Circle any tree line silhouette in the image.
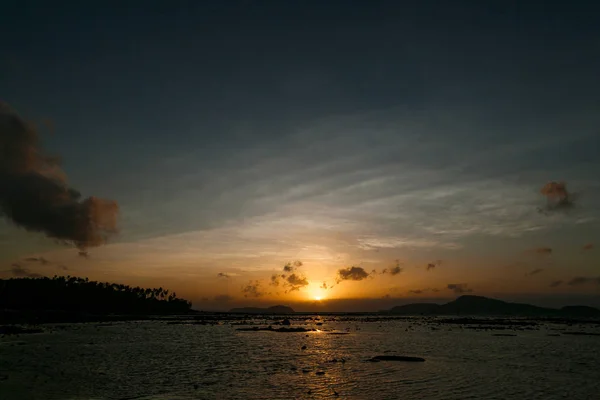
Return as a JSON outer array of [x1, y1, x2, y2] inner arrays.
[[0, 276, 192, 314]]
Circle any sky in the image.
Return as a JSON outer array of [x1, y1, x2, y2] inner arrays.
[[1, 1, 600, 311]]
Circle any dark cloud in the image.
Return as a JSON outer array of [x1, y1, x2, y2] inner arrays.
[[242, 280, 265, 298], [336, 266, 371, 283], [549, 280, 563, 288], [582, 243, 594, 251], [10, 263, 42, 278], [320, 281, 328, 289], [270, 274, 280, 286], [59, 265, 69, 271], [567, 276, 600, 286], [446, 283, 472, 294], [285, 273, 309, 291], [381, 260, 403, 276], [217, 272, 230, 278], [408, 287, 440, 294], [283, 260, 303, 273], [23, 256, 50, 265], [0, 102, 119, 250], [538, 181, 576, 214], [271, 260, 309, 292], [525, 268, 544, 276], [532, 247, 552, 255], [78, 250, 90, 259], [214, 294, 234, 303], [426, 260, 442, 271]]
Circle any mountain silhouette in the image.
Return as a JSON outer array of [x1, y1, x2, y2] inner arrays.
[[228, 305, 295, 314], [385, 295, 600, 317]]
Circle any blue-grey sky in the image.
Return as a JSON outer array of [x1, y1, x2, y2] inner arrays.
[[1, 1, 599, 310]]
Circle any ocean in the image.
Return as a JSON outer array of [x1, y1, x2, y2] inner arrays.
[[1, 316, 599, 399]]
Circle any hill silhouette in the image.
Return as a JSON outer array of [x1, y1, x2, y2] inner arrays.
[[229, 305, 295, 314], [0, 276, 192, 323], [385, 295, 600, 317]]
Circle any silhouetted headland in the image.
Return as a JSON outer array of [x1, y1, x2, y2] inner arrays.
[[384, 295, 600, 318], [0, 276, 193, 324], [228, 305, 295, 314]]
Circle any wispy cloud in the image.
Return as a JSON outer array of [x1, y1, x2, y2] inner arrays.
[[567, 276, 600, 286], [214, 294, 234, 303], [217, 272, 230, 278], [426, 260, 442, 271], [582, 243, 594, 251], [381, 260, 403, 276], [447, 283, 472, 294], [525, 268, 544, 276], [242, 280, 265, 298], [23, 256, 50, 265], [530, 247, 552, 255], [549, 280, 563, 288], [10, 263, 42, 278]]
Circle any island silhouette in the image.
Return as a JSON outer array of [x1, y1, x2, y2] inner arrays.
[[383, 295, 600, 318]]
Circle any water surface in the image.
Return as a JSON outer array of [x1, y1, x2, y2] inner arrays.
[[1, 317, 599, 399]]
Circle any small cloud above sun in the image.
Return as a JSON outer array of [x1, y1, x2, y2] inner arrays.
[[307, 282, 327, 302]]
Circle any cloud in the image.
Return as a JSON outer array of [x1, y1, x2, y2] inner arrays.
[[525, 268, 544, 276], [270, 260, 309, 292], [567, 276, 600, 286], [217, 272, 230, 278], [270, 274, 280, 286], [532, 247, 552, 255], [0, 102, 119, 250], [10, 263, 42, 278], [285, 273, 309, 291], [23, 256, 50, 265], [336, 266, 371, 282], [381, 260, 403, 276], [549, 280, 563, 288], [242, 280, 265, 298], [446, 283, 472, 294], [538, 181, 576, 214], [213, 294, 234, 303], [320, 281, 329, 289], [408, 287, 440, 294], [283, 260, 303, 273], [78, 250, 90, 259], [582, 243, 594, 251], [426, 260, 442, 271]]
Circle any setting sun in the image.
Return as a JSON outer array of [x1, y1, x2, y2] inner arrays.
[[307, 282, 327, 302]]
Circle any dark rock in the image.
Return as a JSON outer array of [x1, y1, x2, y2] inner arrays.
[[367, 355, 425, 362], [562, 331, 600, 336], [281, 319, 291, 326], [301, 345, 307, 350], [236, 326, 314, 333], [316, 371, 325, 375]]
